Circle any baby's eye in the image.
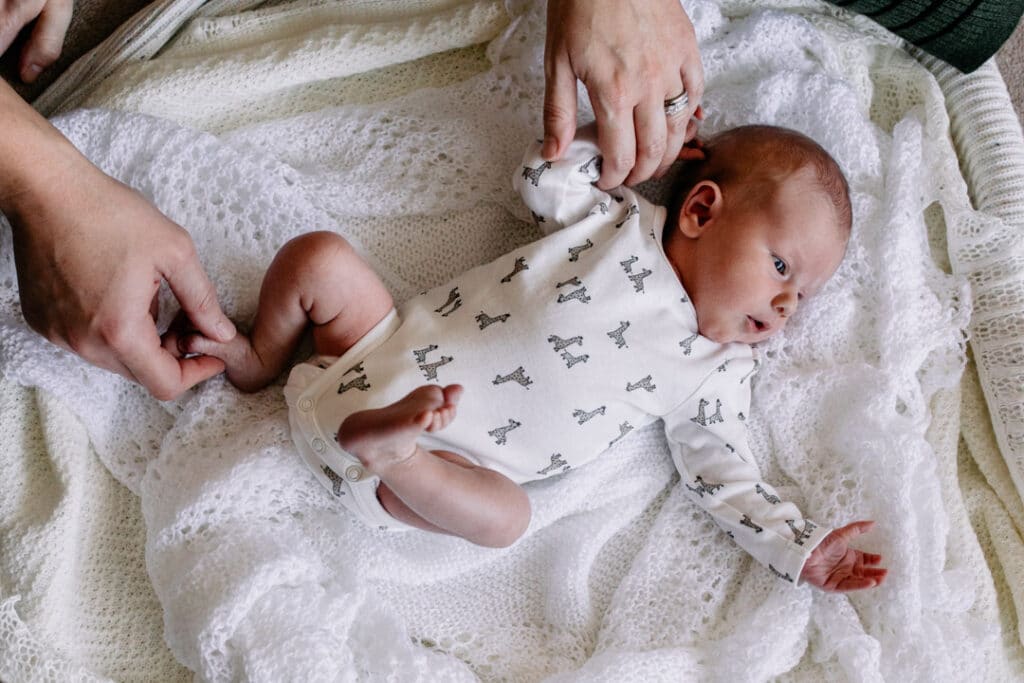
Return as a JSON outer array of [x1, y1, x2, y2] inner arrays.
[[773, 256, 787, 275]]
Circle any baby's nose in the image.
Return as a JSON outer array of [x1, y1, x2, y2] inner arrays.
[[772, 289, 798, 318]]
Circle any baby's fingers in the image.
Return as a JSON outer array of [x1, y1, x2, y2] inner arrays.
[[861, 567, 888, 582], [835, 520, 875, 542], [862, 552, 883, 565], [834, 575, 882, 591]]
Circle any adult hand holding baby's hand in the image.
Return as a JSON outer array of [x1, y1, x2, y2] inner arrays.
[[800, 521, 888, 592], [0, 0, 73, 83], [543, 0, 704, 189]]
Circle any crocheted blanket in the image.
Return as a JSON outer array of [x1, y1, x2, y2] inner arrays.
[[1, 0, 1022, 680]]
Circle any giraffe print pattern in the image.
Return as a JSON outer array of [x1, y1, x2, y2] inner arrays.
[[537, 453, 571, 475], [476, 311, 510, 329], [493, 366, 533, 389], [573, 406, 606, 424], [606, 321, 630, 348], [690, 398, 724, 426], [322, 466, 346, 497], [686, 475, 724, 498], [488, 419, 522, 445], [500, 256, 529, 283], [786, 519, 817, 545], [521, 161, 552, 186]]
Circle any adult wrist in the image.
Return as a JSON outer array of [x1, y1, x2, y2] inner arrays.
[[0, 79, 82, 222]]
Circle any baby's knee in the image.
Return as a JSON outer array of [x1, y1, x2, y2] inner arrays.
[[274, 231, 355, 277], [482, 489, 531, 548]]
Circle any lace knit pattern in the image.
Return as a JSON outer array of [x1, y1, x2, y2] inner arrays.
[[1, 0, 1022, 680]]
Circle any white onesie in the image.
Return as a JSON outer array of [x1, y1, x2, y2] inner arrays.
[[284, 135, 831, 585]]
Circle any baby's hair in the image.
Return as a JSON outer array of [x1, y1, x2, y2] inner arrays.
[[670, 124, 852, 236]]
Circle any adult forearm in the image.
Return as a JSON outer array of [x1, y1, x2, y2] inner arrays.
[[0, 77, 81, 219]]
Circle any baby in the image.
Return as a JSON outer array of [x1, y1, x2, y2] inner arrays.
[[171, 124, 886, 592]]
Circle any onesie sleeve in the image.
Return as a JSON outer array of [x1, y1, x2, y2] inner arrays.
[[512, 131, 612, 236], [662, 355, 832, 586]]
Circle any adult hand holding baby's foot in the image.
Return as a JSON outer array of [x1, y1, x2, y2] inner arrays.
[[800, 521, 887, 592]]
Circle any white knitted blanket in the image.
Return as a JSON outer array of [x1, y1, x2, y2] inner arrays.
[[1, 0, 1022, 680]]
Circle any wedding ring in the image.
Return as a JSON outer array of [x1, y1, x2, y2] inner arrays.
[[664, 91, 689, 118]]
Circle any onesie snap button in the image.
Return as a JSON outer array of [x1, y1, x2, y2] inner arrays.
[[299, 398, 313, 411], [345, 465, 363, 482], [312, 438, 326, 452]]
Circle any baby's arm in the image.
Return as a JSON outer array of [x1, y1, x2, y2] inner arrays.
[[663, 354, 885, 590], [800, 521, 887, 591], [512, 126, 613, 234]]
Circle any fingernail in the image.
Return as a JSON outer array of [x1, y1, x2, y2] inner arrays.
[[217, 319, 236, 341], [22, 64, 42, 82], [541, 136, 557, 159]]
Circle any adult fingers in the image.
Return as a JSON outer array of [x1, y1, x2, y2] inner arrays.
[[542, 49, 578, 161], [624, 92, 667, 186], [679, 65, 704, 143], [160, 232, 236, 343], [1, 0, 40, 56], [118, 316, 224, 400], [591, 87, 636, 190], [19, 0, 72, 83]]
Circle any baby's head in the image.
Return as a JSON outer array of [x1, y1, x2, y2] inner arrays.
[[666, 124, 852, 344]]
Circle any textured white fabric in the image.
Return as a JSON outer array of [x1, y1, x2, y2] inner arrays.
[[285, 310, 418, 532], [0, 0, 1022, 680]]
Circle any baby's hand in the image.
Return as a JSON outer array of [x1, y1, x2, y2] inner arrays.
[[800, 521, 887, 592]]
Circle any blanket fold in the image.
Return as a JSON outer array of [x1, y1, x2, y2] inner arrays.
[[2, 0, 1022, 680]]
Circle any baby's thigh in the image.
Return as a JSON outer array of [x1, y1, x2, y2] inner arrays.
[[271, 231, 394, 355]]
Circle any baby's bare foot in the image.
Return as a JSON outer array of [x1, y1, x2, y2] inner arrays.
[[163, 329, 275, 393], [338, 384, 463, 475]]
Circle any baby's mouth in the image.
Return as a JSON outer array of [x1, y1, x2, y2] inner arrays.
[[747, 315, 768, 333]]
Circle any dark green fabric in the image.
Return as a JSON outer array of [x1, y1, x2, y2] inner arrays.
[[828, 0, 1024, 72]]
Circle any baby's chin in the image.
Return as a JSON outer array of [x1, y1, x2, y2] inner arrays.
[[697, 319, 777, 345]]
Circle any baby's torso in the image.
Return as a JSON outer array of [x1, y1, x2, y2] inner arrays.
[[301, 192, 751, 483]]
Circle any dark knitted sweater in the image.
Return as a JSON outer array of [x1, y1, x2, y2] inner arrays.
[[829, 0, 1024, 72]]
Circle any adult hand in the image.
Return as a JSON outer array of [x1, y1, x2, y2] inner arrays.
[[543, 0, 704, 189], [0, 0, 74, 83], [800, 521, 888, 592], [1, 80, 235, 400]]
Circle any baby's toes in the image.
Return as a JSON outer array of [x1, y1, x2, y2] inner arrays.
[[161, 329, 185, 358], [181, 332, 224, 358]]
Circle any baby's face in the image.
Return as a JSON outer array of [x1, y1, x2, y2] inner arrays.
[[685, 174, 847, 345]]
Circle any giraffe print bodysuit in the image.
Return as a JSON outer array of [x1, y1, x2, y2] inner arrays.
[[284, 136, 831, 583]]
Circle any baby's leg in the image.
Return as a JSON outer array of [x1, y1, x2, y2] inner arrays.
[[175, 231, 394, 391], [338, 384, 531, 548]]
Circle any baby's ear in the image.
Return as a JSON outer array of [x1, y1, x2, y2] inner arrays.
[[677, 180, 722, 238]]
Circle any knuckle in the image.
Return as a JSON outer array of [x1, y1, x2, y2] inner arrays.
[[542, 99, 573, 125], [604, 152, 635, 173], [32, 43, 62, 64], [166, 230, 196, 263], [640, 139, 666, 161], [597, 79, 631, 110], [98, 316, 132, 352]]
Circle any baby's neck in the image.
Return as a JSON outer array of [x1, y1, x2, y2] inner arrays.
[[661, 222, 695, 292]]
